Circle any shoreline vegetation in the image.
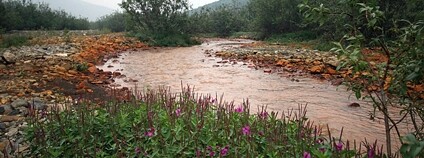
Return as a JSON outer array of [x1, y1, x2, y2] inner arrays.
[[25, 86, 381, 157]]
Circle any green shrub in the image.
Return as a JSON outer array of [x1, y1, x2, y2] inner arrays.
[[0, 35, 29, 48], [24, 87, 367, 157], [133, 33, 200, 47], [265, 31, 319, 43], [74, 62, 89, 72]]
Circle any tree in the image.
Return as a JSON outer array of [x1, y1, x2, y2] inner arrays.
[[300, 1, 424, 156], [93, 12, 128, 32], [248, 0, 303, 38], [120, 0, 190, 37]]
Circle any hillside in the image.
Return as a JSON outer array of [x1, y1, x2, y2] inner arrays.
[[32, 0, 114, 21], [192, 0, 249, 12]]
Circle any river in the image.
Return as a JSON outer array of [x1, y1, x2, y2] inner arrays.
[[98, 39, 413, 151]]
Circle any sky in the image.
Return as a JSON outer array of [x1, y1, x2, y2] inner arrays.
[[81, 0, 219, 10]]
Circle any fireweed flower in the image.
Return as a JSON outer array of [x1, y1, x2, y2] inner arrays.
[[258, 111, 268, 119], [303, 151, 311, 158], [175, 108, 181, 117], [144, 127, 155, 137], [258, 131, 264, 136], [335, 142, 343, 151], [209, 151, 215, 157], [135, 147, 141, 155], [367, 147, 375, 158], [220, 146, 229, 156], [234, 106, 243, 113], [242, 125, 251, 135], [319, 147, 326, 153], [210, 98, 217, 103], [196, 150, 202, 157]]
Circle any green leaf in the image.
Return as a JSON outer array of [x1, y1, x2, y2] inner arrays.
[[355, 90, 361, 99]]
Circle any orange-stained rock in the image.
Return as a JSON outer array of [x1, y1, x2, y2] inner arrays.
[[88, 66, 97, 73], [86, 89, 94, 93], [68, 70, 79, 75], [1, 116, 24, 122], [55, 66, 67, 72], [412, 84, 424, 92], [276, 59, 289, 67], [309, 65, 324, 73], [326, 67, 337, 75], [76, 81, 88, 90], [42, 90, 53, 96]]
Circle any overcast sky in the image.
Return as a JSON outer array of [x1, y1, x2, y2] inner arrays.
[[81, 0, 219, 10]]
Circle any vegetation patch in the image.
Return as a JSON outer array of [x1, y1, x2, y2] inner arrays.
[[25, 88, 371, 157], [0, 35, 30, 48]]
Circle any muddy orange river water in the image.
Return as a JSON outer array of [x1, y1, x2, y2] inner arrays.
[[99, 39, 412, 151]]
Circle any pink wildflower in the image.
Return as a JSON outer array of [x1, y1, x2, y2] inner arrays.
[[220, 146, 229, 156], [303, 151, 311, 158], [335, 142, 343, 151], [234, 106, 243, 113], [145, 127, 155, 137], [259, 111, 268, 119], [175, 108, 181, 117], [242, 125, 251, 135]]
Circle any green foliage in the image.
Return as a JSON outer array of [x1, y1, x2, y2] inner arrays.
[[93, 12, 128, 32], [265, 31, 318, 43], [121, 0, 197, 46], [130, 32, 200, 47], [0, 35, 29, 48], [25, 88, 358, 157], [189, 3, 249, 37], [248, 0, 303, 38], [0, 0, 89, 31], [300, 1, 424, 156], [400, 134, 424, 158], [73, 62, 89, 72]]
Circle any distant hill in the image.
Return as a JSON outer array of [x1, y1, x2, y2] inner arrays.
[[192, 0, 249, 12], [32, 0, 114, 21]]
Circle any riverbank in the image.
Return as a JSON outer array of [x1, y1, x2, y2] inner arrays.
[[0, 32, 146, 157]]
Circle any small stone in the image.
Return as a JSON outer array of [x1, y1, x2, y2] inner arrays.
[[348, 103, 360, 107], [0, 116, 24, 122], [2, 51, 16, 63], [0, 123, 6, 131], [11, 99, 27, 108], [8, 108, 20, 115], [31, 98, 47, 110], [16, 144, 29, 153], [309, 65, 324, 73], [6, 128, 18, 137], [326, 67, 337, 75], [263, 69, 272, 73], [0, 140, 10, 154]]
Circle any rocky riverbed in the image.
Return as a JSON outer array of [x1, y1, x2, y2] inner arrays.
[[0, 33, 145, 157]]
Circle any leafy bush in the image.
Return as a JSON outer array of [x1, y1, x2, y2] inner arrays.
[[25, 87, 362, 157], [73, 62, 89, 72], [265, 31, 319, 43], [0, 35, 29, 48], [132, 33, 200, 47]]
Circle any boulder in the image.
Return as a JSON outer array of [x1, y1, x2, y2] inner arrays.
[[1, 51, 17, 64], [0, 105, 13, 115], [11, 99, 27, 108]]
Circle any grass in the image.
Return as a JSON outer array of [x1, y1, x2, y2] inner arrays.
[[129, 32, 200, 47], [24, 86, 385, 157], [0, 35, 30, 48], [264, 31, 335, 51]]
